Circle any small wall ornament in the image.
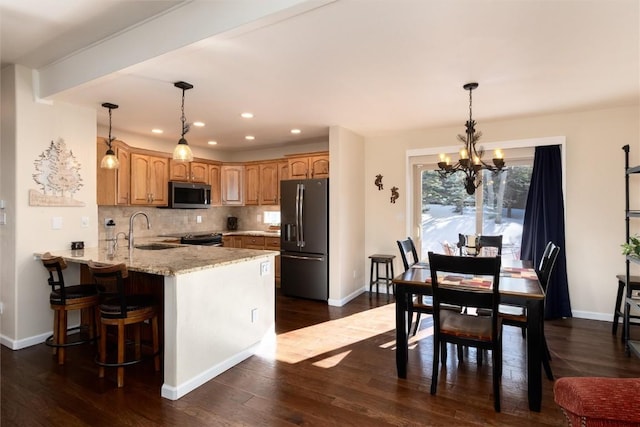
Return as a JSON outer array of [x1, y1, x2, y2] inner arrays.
[[390, 186, 399, 204], [29, 138, 85, 207], [374, 174, 384, 190]]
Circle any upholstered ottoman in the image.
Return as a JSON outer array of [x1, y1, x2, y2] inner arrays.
[[554, 377, 640, 426]]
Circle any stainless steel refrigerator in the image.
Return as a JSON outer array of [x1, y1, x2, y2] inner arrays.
[[280, 178, 329, 300]]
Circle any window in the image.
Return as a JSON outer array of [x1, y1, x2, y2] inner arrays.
[[413, 146, 534, 260]]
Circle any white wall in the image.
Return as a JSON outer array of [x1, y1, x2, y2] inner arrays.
[[364, 104, 640, 320], [328, 126, 365, 305], [1, 64, 97, 348]]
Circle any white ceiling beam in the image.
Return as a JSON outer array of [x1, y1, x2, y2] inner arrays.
[[36, 0, 335, 98]]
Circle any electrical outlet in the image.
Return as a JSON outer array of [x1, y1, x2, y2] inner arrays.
[[251, 308, 258, 323], [196, 215, 202, 223]]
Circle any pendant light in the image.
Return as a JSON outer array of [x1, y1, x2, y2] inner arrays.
[[173, 81, 194, 162], [100, 102, 119, 169]]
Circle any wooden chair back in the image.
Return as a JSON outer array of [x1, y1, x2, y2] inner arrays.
[[87, 261, 129, 318], [478, 235, 503, 256], [538, 242, 560, 291], [428, 252, 501, 315], [397, 237, 418, 271], [41, 252, 69, 303]]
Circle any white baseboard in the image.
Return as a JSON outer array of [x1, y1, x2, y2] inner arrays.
[[328, 287, 365, 307], [571, 310, 614, 322], [161, 343, 260, 400]]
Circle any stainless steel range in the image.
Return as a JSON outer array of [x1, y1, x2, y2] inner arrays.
[[180, 233, 223, 246]]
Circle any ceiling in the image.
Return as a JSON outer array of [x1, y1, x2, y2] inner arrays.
[[1, 0, 638, 152]]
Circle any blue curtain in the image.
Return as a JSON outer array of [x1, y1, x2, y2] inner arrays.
[[521, 145, 572, 319]]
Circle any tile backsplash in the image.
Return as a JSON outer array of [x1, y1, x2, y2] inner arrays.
[[98, 205, 281, 239]]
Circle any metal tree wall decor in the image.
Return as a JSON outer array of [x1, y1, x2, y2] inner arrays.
[[30, 139, 85, 206]]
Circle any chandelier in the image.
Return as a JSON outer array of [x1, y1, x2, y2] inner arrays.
[[437, 82, 505, 195]]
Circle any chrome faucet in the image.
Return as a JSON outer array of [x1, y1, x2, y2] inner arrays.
[[128, 211, 151, 249]]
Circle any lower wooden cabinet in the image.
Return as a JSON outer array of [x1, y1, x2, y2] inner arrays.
[[223, 234, 281, 283]]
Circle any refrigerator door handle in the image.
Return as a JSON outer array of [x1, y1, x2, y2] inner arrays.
[[295, 184, 301, 247], [298, 183, 305, 248], [281, 254, 324, 261]]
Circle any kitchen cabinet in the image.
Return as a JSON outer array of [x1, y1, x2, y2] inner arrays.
[[278, 160, 289, 181], [244, 162, 280, 206], [169, 160, 208, 183], [130, 152, 169, 206], [222, 235, 243, 248], [243, 235, 265, 249], [265, 237, 281, 283], [223, 234, 281, 283], [245, 164, 260, 206], [259, 162, 279, 205], [286, 152, 329, 179], [208, 163, 221, 206], [96, 138, 130, 206], [221, 165, 245, 205]]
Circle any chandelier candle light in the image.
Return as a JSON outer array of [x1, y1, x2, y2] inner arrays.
[[100, 102, 119, 169], [173, 81, 194, 162], [437, 82, 505, 195]]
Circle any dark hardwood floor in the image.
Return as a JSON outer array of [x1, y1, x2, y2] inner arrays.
[[3, 291, 640, 426]]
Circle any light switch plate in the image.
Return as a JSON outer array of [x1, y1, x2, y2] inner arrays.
[[260, 261, 270, 275], [81, 216, 89, 227], [51, 216, 63, 230]]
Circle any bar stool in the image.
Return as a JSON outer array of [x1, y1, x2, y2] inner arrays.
[[612, 274, 640, 340], [40, 252, 100, 365], [88, 261, 160, 388], [369, 254, 395, 299]]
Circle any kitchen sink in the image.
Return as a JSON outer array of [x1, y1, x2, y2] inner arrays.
[[134, 243, 182, 250]]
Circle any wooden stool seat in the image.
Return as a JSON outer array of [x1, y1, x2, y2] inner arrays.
[[41, 253, 100, 365], [88, 261, 160, 388], [612, 274, 640, 339], [369, 254, 396, 300]]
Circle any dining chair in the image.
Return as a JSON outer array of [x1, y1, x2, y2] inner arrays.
[[498, 241, 560, 380], [397, 237, 426, 335], [88, 261, 160, 388], [40, 252, 101, 365], [478, 235, 503, 257], [428, 251, 503, 412]]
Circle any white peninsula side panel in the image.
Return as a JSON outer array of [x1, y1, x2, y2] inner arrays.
[[161, 255, 275, 400]]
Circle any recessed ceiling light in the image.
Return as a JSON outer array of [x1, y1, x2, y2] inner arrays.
[[290, 129, 301, 134], [241, 112, 254, 119], [207, 140, 217, 145], [152, 129, 163, 134], [193, 121, 205, 127], [245, 135, 255, 140]]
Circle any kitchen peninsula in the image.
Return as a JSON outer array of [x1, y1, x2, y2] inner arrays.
[[38, 243, 276, 400]]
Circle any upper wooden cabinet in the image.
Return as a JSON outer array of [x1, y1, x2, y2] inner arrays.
[[96, 138, 130, 206], [208, 163, 222, 206], [278, 160, 289, 182], [259, 162, 279, 205], [244, 162, 280, 206], [245, 164, 260, 206], [286, 152, 329, 180], [221, 164, 245, 205], [169, 160, 208, 183], [130, 153, 169, 206]]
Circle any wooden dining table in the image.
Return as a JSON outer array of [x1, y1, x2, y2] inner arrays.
[[392, 259, 545, 412]]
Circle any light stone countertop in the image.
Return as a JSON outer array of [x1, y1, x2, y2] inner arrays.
[[37, 241, 277, 276]]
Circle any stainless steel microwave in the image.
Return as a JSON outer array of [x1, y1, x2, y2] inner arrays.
[[168, 181, 211, 209]]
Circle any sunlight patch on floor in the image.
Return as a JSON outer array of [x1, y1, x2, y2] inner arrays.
[[270, 303, 398, 364]]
